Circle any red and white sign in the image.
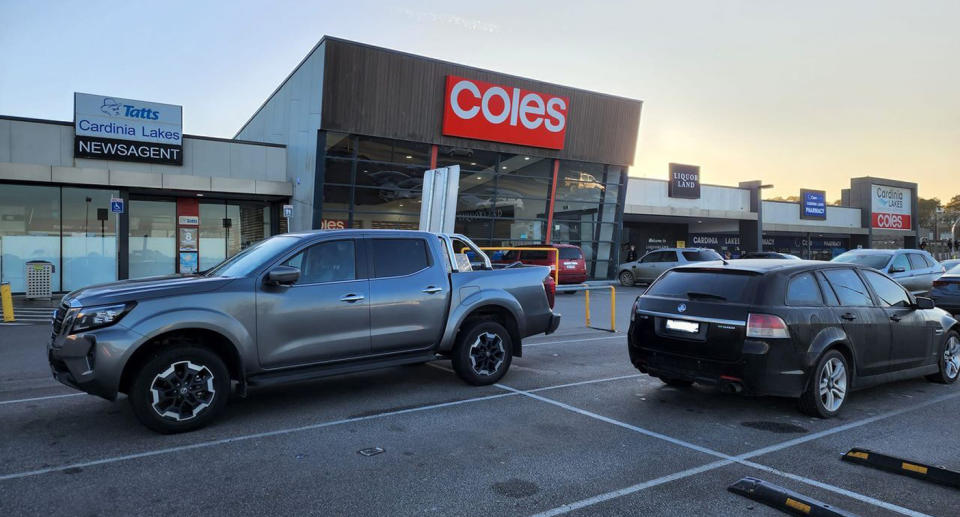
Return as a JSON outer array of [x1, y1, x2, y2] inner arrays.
[[320, 218, 346, 230], [870, 184, 912, 230], [441, 75, 569, 150]]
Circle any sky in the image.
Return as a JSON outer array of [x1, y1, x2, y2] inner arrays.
[[1, 0, 958, 201]]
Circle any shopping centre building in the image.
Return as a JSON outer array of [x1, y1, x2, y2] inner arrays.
[[0, 36, 922, 294], [235, 37, 641, 281], [622, 172, 919, 259], [0, 37, 641, 293]]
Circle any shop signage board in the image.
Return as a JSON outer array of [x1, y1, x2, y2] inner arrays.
[[800, 189, 827, 220], [320, 218, 346, 230], [178, 228, 198, 252], [870, 184, 912, 230], [74, 92, 183, 165], [442, 76, 568, 150], [668, 163, 700, 199]]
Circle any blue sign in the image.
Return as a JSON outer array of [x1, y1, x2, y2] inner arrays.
[[110, 197, 124, 214], [800, 189, 827, 220]]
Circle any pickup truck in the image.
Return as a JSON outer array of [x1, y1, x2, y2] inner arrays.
[[48, 230, 560, 433]]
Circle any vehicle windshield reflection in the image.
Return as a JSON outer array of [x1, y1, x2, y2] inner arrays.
[[204, 236, 298, 278]]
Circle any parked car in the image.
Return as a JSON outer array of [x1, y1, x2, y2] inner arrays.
[[495, 244, 587, 285], [48, 230, 561, 433], [740, 251, 801, 260], [628, 259, 959, 417], [939, 258, 960, 273], [931, 264, 960, 315], [617, 248, 722, 286], [831, 249, 944, 294]]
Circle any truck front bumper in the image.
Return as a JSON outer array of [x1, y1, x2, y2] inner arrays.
[[48, 326, 138, 401]]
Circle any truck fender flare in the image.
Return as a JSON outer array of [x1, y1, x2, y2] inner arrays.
[[120, 309, 251, 388], [438, 289, 525, 354]]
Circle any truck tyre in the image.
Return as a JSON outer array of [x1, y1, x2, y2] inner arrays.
[[128, 346, 230, 434], [619, 270, 635, 287], [926, 331, 959, 384], [452, 320, 513, 386], [799, 349, 848, 418]]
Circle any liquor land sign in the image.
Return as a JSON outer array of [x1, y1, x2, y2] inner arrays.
[[800, 189, 827, 220], [870, 184, 912, 230], [668, 163, 700, 199], [74, 93, 183, 165], [442, 76, 568, 149]]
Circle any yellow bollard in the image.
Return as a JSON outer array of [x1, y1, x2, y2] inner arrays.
[[584, 286, 591, 327], [610, 285, 616, 331], [1, 282, 14, 323]]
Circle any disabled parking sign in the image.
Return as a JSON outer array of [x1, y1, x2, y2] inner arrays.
[[110, 197, 124, 214]]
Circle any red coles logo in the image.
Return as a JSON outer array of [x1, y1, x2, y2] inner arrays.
[[442, 76, 568, 150]]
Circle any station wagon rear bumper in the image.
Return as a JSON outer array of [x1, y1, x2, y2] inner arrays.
[[627, 321, 807, 398]]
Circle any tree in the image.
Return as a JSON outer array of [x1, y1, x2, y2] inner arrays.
[[917, 197, 941, 231], [945, 194, 960, 214], [768, 195, 800, 202]]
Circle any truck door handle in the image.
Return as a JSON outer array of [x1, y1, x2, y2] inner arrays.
[[890, 314, 902, 322], [339, 294, 365, 303], [422, 286, 443, 294], [840, 313, 857, 321]]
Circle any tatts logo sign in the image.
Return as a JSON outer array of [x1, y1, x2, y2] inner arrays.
[[442, 76, 568, 149], [870, 184, 912, 230]]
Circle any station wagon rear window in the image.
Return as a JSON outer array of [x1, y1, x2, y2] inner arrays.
[[559, 248, 582, 260], [645, 270, 755, 303]]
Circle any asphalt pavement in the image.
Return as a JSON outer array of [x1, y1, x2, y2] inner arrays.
[[0, 287, 957, 516]]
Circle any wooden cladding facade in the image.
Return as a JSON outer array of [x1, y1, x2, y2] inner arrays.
[[320, 38, 642, 166]]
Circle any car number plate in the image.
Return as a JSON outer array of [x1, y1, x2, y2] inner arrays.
[[565, 264, 577, 269], [666, 319, 699, 333]]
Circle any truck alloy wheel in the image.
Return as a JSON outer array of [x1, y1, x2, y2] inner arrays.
[[469, 332, 505, 376], [129, 346, 230, 433], [452, 320, 513, 385], [149, 360, 216, 421]]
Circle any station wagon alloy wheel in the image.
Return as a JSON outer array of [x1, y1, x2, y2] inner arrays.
[[469, 332, 505, 376], [818, 357, 847, 412], [945, 336, 960, 380], [149, 361, 216, 421]]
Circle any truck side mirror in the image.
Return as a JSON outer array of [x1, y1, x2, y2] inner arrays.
[[266, 265, 300, 286]]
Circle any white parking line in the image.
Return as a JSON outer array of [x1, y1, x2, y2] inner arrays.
[[530, 459, 735, 517], [0, 371, 645, 481], [505, 383, 955, 517], [0, 393, 84, 406]]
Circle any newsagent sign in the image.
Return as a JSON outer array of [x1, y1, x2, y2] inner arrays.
[[870, 184, 912, 230], [74, 92, 183, 165]]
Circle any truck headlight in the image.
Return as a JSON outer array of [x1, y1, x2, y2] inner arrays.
[[71, 303, 134, 333]]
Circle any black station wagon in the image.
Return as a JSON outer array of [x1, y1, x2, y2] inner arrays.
[[628, 260, 959, 417]]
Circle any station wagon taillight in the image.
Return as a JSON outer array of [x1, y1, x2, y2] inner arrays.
[[746, 313, 790, 339]]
